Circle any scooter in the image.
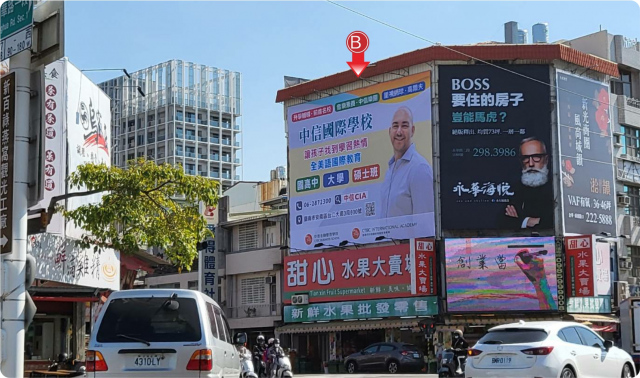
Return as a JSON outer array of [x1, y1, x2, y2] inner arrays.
[[438, 348, 466, 377], [240, 348, 258, 378], [270, 347, 293, 378], [39, 353, 86, 377]]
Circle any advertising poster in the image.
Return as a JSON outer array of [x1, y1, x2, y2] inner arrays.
[[64, 60, 112, 240], [284, 296, 437, 323], [284, 244, 421, 303], [445, 237, 561, 312], [565, 235, 612, 313], [439, 65, 553, 232], [594, 239, 611, 296], [565, 235, 594, 297], [557, 71, 616, 235], [201, 224, 217, 300], [287, 72, 434, 250], [410, 238, 437, 296]]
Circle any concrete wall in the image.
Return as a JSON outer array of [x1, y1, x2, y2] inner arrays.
[[225, 247, 282, 276], [144, 271, 199, 289], [567, 30, 612, 61]]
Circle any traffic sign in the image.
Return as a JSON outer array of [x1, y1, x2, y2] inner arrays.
[[1, 72, 15, 254], [0, 0, 34, 60]]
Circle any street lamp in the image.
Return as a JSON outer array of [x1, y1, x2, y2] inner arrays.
[[375, 235, 399, 245], [313, 242, 346, 250], [339, 240, 363, 249]]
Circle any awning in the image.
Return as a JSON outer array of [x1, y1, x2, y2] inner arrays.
[[568, 314, 620, 324], [121, 254, 154, 273], [276, 318, 420, 334], [446, 314, 563, 326]]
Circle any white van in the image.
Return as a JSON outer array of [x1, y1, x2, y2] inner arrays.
[[86, 289, 244, 378]]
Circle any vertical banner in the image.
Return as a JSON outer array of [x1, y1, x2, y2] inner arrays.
[[201, 224, 217, 301], [64, 61, 112, 239], [1, 72, 15, 254], [410, 238, 436, 295], [41, 60, 66, 235], [439, 65, 553, 232], [557, 71, 616, 235], [287, 72, 434, 250], [593, 237, 611, 296], [565, 235, 594, 297]]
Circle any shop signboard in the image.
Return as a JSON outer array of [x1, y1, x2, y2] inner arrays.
[[445, 237, 563, 312], [284, 296, 437, 323], [285, 244, 429, 303], [566, 296, 611, 313], [565, 235, 612, 313], [287, 72, 435, 250]]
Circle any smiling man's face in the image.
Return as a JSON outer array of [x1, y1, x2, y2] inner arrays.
[[389, 107, 414, 157]]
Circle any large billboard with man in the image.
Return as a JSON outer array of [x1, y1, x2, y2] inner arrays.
[[287, 72, 434, 250]]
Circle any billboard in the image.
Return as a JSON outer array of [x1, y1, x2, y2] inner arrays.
[[445, 237, 562, 312], [285, 244, 428, 303], [439, 65, 553, 232], [64, 60, 112, 239], [284, 296, 437, 323], [287, 72, 434, 250], [557, 71, 616, 235]]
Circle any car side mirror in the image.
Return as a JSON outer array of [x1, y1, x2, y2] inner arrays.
[[360, 350, 366, 355], [604, 340, 613, 351], [234, 332, 247, 346]]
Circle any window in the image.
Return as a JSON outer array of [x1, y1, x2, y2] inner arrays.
[[378, 345, 395, 352], [629, 246, 640, 275], [188, 280, 197, 290], [624, 185, 640, 216], [213, 306, 228, 342], [363, 345, 379, 354], [477, 329, 549, 344], [575, 326, 604, 349], [612, 70, 633, 98], [621, 126, 640, 157], [96, 297, 202, 343], [559, 327, 583, 345], [241, 277, 265, 305], [206, 304, 219, 339], [238, 223, 258, 250]]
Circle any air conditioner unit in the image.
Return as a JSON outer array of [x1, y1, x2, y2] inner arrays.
[[291, 294, 309, 305], [617, 281, 630, 304], [628, 277, 638, 285], [618, 194, 631, 207], [265, 276, 275, 285]]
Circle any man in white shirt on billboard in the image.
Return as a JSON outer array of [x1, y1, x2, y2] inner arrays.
[[380, 106, 434, 218]]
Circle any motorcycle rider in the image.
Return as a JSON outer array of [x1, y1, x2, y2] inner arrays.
[[452, 330, 469, 375], [265, 338, 275, 377], [268, 338, 284, 378], [253, 335, 267, 378]]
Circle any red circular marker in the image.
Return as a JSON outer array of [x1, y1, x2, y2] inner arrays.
[[305, 234, 313, 246], [352, 228, 361, 240], [346, 31, 369, 54]]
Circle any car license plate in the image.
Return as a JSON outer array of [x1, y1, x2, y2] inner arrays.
[[132, 354, 164, 369], [413, 353, 420, 358], [491, 357, 512, 365]]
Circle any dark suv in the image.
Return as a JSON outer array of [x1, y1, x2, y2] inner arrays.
[[344, 342, 424, 374]]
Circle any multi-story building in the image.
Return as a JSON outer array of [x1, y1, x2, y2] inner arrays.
[[565, 31, 640, 295], [99, 60, 242, 193], [517, 29, 528, 44], [504, 21, 518, 43], [533, 22, 549, 43]]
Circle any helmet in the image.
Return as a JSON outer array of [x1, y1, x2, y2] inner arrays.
[[453, 329, 463, 337], [268, 338, 274, 345], [274, 338, 280, 346], [257, 335, 265, 344], [58, 353, 68, 362]]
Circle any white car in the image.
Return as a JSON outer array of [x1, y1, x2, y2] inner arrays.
[[86, 289, 244, 377], [465, 320, 635, 378]]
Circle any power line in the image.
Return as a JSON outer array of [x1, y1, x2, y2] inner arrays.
[[325, 0, 640, 119]]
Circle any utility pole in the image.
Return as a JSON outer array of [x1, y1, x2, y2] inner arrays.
[[1, 49, 30, 378]]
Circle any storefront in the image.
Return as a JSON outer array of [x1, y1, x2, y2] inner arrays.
[[276, 318, 427, 374]]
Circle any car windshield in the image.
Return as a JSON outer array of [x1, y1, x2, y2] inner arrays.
[[478, 329, 548, 345], [96, 297, 202, 343]]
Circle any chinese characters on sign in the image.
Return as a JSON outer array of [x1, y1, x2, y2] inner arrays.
[[411, 238, 437, 295], [0, 73, 14, 254], [557, 71, 616, 235], [284, 296, 437, 323], [201, 224, 217, 300], [285, 245, 417, 303], [566, 296, 611, 314], [439, 65, 553, 231], [565, 236, 594, 298]]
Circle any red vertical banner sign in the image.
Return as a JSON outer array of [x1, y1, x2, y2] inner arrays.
[[411, 238, 437, 296], [565, 236, 594, 297]]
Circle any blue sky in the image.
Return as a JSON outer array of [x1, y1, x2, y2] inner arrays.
[[66, 1, 640, 181]]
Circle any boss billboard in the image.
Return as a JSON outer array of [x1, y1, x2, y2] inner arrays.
[[439, 65, 554, 233]]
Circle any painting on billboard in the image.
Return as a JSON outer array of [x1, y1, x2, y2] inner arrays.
[[445, 237, 562, 312], [287, 72, 434, 250], [439, 65, 553, 233], [557, 71, 616, 235]]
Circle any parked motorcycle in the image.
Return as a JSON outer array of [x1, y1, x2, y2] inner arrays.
[[239, 347, 258, 378], [437, 348, 466, 377], [46, 353, 86, 377]]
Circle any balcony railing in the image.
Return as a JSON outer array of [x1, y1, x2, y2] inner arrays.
[[158, 135, 166, 141], [234, 158, 240, 164], [222, 173, 231, 179], [198, 171, 207, 176], [234, 141, 240, 147], [210, 137, 220, 144], [199, 137, 208, 142], [210, 172, 220, 178], [210, 154, 219, 161], [234, 125, 240, 130], [176, 133, 184, 139], [199, 154, 208, 159], [198, 120, 208, 125], [148, 137, 155, 143], [222, 140, 231, 146], [186, 169, 196, 175], [222, 122, 231, 129], [210, 120, 219, 127], [234, 175, 240, 180], [628, 97, 640, 109], [176, 151, 184, 156], [222, 156, 231, 162], [224, 304, 282, 319], [186, 134, 196, 141], [186, 152, 196, 158]]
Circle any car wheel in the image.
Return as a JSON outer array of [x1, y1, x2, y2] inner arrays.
[[346, 361, 356, 374], [387, 361, 399, 374], [561, 366, 575, 378], [622, 363, 633, 378]]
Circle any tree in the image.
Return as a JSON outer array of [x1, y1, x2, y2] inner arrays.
[[55, 158, 219, 270]]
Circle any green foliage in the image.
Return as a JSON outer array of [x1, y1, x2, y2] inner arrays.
[[61, 158, 219, 270]]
